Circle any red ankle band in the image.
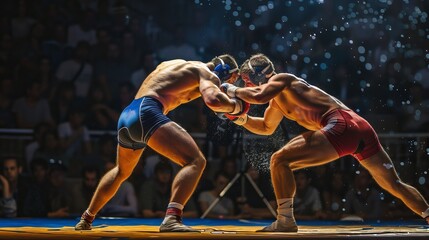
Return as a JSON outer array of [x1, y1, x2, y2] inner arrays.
[[166, 207, 182, 216], [82, 210, 95, 223]]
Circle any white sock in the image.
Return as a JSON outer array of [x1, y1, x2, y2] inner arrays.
[[422, 208, 429, 218], [277, 198, 294, 219], [168, 202, 184, 211]]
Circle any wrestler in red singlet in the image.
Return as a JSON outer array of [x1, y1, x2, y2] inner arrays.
[[220, 53, 429, 232]]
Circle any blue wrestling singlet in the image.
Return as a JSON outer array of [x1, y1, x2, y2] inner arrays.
[[117, 97, 171, 150]]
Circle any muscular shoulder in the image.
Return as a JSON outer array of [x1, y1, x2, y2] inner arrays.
[[287, 75, 312, 93], [269, 73, 298, 88]]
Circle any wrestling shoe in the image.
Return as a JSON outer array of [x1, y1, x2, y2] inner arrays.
[[75, 218, 92, 230], [257, 215, 298, 232], [159, 215, 201, 232], [75, 210, 94, 230]]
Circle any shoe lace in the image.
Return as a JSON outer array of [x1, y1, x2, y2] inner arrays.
[[175, 215, 183, 223]]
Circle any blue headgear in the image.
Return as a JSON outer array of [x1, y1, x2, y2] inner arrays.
[[247, 60, 274, 85], [214, 57, 238, 82]]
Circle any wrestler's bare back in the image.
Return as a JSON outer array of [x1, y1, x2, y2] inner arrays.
[[135, 59, 218, 114], [272, 76, 349, 130]]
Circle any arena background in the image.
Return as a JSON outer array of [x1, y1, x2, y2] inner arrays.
[[0, 0, 428, 236]]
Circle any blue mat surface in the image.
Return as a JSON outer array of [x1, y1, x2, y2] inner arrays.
[[0, 218, 427, 228]]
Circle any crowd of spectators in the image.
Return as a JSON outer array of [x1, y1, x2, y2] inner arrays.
[[0, 0, 428, 221]]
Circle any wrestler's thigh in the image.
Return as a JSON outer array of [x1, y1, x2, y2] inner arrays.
[[276, 131, 339, 169], [116, 145, 144, 174], [360, 149, 401, 184], [147, 122, 204, 166]]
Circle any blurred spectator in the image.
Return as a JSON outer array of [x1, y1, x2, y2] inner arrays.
[[343, 168, 382, 220], [1, 156, 29, 217], [45, 160, 70, 218], [69, 165, 100, 216], [21, 158, 49, 217], [312, 165, 330, 203], [139, 159, 198, 218], [235, 164, 276, 219], [86, 84, 119, 130], [83, 133, 117, 170], [94, 42, 132, 99], [42, 23, 69, 70], [321, 171, 348, 220], [0, 77, 15, 128], [0, 34, 19, 71], [33, 129, 63, 164], [40, 3, 68, 35], [157, 25, 200, 61], [57, 106, 92, 164], [198, 171, 235, 219], [129, 51, 156, 89], [11, 80, 54, 128], [219, 157, 238, 180], [121, 31, 141, 69], [108, 2, 129, 42], [115, 81, 136, 112], [100, 159, 138, 217], [0, 170, 16, 217], [49, 81, 77, 124], [293, 170, 324, 220], [24, 122, 52, 172], [55, 40, 93, 99], [94, 0, 114, 29], [29, 158, 49, 185], [10, 0, 36, 41], [92, 28, 111, 61], [36, 57, 54, 98], [67, 10, 97, 47], [20, 22, 45, 63]]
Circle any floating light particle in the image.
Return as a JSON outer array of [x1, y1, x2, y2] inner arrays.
[[324, 52, 331, 59], [365, 63, 373, 70]]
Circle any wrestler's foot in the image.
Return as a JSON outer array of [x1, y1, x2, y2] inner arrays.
[[159, 215, 201, 232], [75, 218, 92, 230], [257, 216, 298, 232], [75, 210, 95, 230]]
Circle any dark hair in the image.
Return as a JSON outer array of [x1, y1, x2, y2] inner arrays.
[[82, 165, 100, 179], [213, 171, 230, 182], [1, 156, 21, 167], [30, 158, 48, 172], [240, 53, 275, 85]]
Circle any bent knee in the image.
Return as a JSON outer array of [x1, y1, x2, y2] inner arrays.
[[270, 151, 290, 169], [117, 166, 133, 180], [185, 155, 206, 170]]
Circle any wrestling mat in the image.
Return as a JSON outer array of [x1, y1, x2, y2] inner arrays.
[[0, 218, 427, 239]]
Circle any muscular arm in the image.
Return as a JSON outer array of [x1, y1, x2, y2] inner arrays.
[[236, 73, 295, 104], [242, 100, 284, 135], [199, 71, 236, 113]]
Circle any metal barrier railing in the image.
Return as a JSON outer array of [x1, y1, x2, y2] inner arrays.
[[0, 129, 428, 177]]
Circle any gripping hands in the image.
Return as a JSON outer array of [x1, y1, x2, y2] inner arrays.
[[220, 83, 238, 98], [219, 83, 250, 125]]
